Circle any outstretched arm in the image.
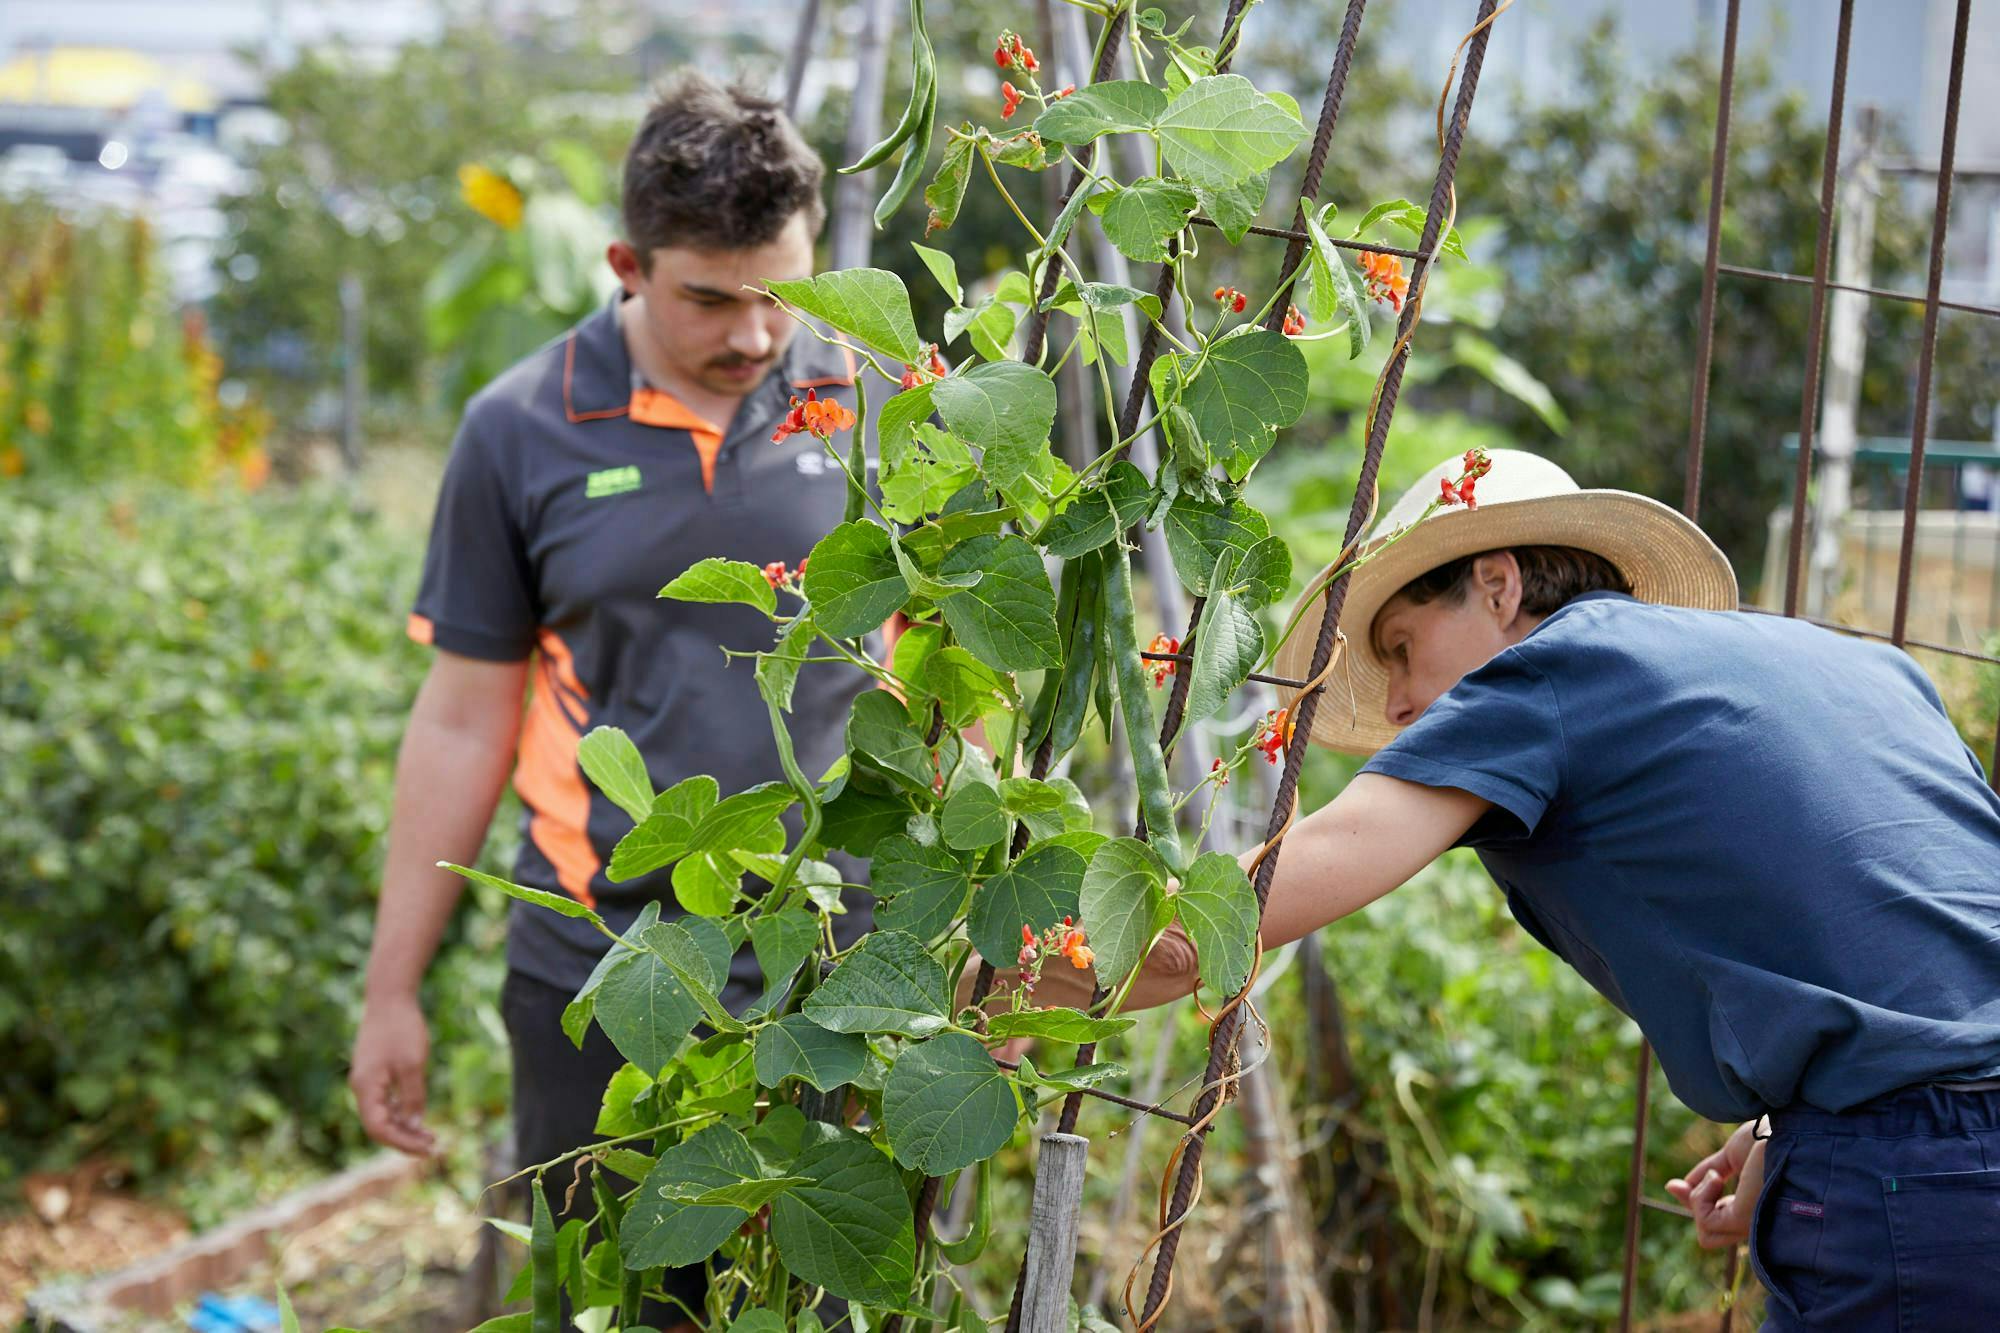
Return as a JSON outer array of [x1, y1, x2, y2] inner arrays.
[[972, 772, 1489, 1017]]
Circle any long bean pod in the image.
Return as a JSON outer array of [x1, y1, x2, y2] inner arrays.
[[1102, 551, 1186, 872]]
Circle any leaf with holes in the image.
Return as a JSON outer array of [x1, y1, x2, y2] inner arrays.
[[1155, 75, 1303, 191], [804, 521, 907, 638], [766, 269, 923, 363], [803, 930, 950, 1037], [883, 1031, 1022, 1173], [594, 946, 703, 1077]]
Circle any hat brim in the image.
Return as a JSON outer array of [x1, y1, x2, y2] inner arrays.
[[1272, 489, 1738, 755]]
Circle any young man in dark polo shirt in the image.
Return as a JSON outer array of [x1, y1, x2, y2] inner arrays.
[[350, 74, 877, 1327]]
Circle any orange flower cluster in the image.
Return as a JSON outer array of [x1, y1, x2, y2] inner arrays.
[[995, 31, 1038, 72], [1357, 251, 1409, 310], [1282, 304, 1306, 336], [899, 343, 950, 391], [1437, 447, 1493, 510], [1254, 707, 1294, 764], [1147, 632, 1181, 687], [1212, 285, 1248, 314], [761, 557, 808, 588], [1019, 918, 1092, 972], [1001, 82, 1024, 119], [771, 387, 855, 444]]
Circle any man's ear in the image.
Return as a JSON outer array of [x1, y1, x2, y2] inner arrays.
[[606, 240, 646, 294], [1471, 550, 1525, 626]]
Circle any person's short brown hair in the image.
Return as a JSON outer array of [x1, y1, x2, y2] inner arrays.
[[1383, 545, 1632, 625], [621, 71, 826, 264]]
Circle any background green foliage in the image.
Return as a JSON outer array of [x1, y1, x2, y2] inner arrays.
[[0, 485, 509, 1182], [1, 197, 265, 487]]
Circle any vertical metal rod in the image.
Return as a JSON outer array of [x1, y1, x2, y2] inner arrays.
[[1616, 1041, 1653, 1333], [1782, 0, 1854, 617], [1262, 0, 1371, 335], [1683, 0, 1741, 523], [1138, 3, 1502, 1323], [1891, 0, 1972, 647]]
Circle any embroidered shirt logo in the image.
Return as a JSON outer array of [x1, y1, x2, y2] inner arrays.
[[585, 465, 642, 498], [1786, 1201, 1824, 1219]]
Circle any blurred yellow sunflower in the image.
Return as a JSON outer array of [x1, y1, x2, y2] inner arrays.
[[458, 164, 524, 230]]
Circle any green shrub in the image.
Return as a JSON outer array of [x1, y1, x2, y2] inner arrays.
[[0, 483, 508, 1181]]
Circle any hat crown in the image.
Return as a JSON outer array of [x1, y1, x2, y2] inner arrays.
[[1369, 449, 1582, 544]]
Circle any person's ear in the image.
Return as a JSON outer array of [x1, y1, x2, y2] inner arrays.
[[1471, 551, 1524, 626], [606, 240, 646, 294]]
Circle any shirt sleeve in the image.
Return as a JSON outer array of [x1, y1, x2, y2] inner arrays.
[[408, 400, 538, 661], [1359, 646, 1567, 844]]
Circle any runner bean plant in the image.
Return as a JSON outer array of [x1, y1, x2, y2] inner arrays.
[[447, 3, 1478, 1326]]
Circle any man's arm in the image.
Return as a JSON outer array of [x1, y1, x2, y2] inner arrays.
[[970, 773, 1489, 1016], [350, 649, 528, 1154]]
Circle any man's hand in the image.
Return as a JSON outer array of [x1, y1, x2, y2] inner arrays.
[[350, 993, 437, 1155], [1665, 1119, 1766, 1249]]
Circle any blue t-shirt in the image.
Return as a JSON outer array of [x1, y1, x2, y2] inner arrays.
[[1361, 591, 2000, 1121]]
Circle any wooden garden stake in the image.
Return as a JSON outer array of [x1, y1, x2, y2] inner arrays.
[[1018, 1133, 1090, 1333]]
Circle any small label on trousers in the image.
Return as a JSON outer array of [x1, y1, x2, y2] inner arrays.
[[1787, 1200, 1825, 1219]]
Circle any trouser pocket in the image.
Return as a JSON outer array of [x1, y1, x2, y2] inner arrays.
[[1748, 1138, 1821, 1326], [1883, 1168, 2000, 1332]]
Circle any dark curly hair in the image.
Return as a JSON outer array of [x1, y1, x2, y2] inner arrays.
[[621, 71, 826, 265], [1385, 546, 1631, 621]]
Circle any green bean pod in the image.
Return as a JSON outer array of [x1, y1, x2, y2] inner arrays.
[[1046, 550, 1103, 763], [1024, 553, 1087, 753], [1103, 552, 1186, 873], [841, 0, 933, 174], [872, 44, 937, 230], [530, 1174, 560, 1333], [843, 374, 870, 524]]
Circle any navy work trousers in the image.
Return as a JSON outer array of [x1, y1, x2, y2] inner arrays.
[[1754, 1083, 2000, 1330]]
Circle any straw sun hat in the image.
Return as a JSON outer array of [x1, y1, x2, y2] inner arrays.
[[1272, 449, 1738, 756]]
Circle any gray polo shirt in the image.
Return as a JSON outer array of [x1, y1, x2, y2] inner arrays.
[[410, 292, 880, 994]]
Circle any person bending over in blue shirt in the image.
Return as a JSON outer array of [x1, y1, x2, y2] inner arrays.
[[1001, 448, 2000, 1330]]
